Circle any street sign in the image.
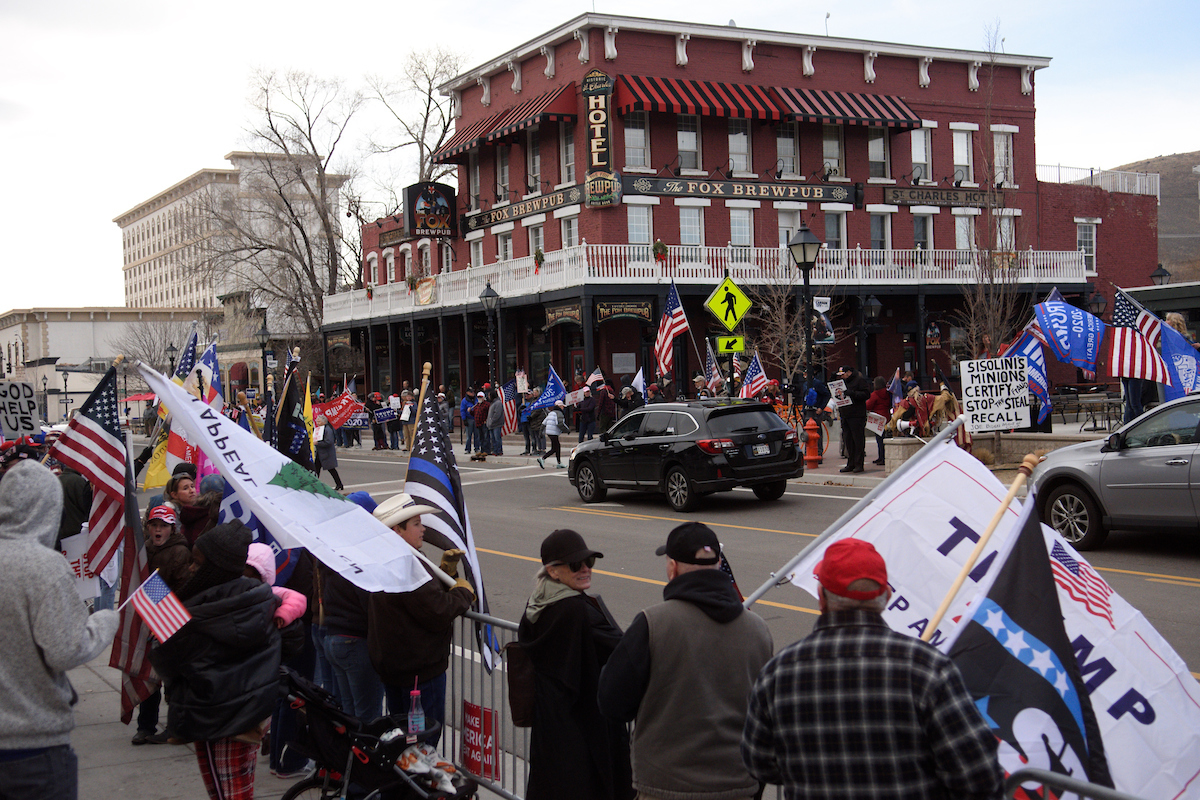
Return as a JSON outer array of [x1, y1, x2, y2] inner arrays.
[[704, 277, 752, 332], [715, 336, 745, 354]]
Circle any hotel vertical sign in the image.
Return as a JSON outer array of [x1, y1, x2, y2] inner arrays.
[[582, 69, 621, 208]]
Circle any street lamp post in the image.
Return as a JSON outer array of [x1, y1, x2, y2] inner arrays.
[[1150, 264, 1171, 286], [254, 324, 271, 396], [479, 281, 500, 384], [166, 342, 178, 375], [788, 225, 824, 470]]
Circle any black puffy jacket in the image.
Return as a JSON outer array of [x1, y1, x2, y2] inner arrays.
[[150, 577, 281, 742]]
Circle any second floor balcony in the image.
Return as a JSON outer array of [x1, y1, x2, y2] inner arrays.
[[323, 243, 1086, 326]]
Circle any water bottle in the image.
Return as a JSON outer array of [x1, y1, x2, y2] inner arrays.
[[408, 688, 424, 734]]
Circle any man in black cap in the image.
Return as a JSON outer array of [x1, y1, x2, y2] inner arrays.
[[834, 365, 872, 473], [598, 522, 773, 800]]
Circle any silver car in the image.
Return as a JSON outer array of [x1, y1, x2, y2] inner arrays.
[[1030, 394, 1200, 550]]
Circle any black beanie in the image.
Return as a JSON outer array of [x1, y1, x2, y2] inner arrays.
[[194, 521, 252, 573]]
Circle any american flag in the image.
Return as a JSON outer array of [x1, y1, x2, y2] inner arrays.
[[404, 390, 494, 667], [739, 352, 769, 398], [158, 331, 199, 420], [704, 340, 723, 391], [586, 366, 604, 386], [654, 281, 689, 376], [47, 367, 126, 572], [1050, 540, 1115, 629], [1109, 290, 1169, 383], [109, 448, 155, 725], [501, 379, 519, 435], [130, 571, 192, 642]]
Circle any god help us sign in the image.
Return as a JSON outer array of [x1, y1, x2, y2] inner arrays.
[[0, 381, 38, 440], [961, 356, 1030, 433]]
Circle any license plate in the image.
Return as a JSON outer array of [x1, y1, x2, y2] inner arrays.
[[752, 443, 771, 456]]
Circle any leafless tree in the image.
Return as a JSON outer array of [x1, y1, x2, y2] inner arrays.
[[187, 70, 363, 339], [747, 268, 848, 385], [367, 48, 465, 185]]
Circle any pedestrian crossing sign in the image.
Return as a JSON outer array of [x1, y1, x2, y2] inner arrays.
[[716, 336, 745, 354], [704, 278, 752, 332]]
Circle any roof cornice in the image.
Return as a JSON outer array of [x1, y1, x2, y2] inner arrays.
[[438, 13, 1051, 94]]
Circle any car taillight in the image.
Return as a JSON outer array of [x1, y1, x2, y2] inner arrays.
[[784, 430, 798, 444], [696, 438, 735, 455]]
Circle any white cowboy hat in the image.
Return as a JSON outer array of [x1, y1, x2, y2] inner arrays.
[[373, 492, 438, 528]]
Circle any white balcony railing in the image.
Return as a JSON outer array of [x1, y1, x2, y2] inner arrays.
[[323, 244, 1085, 326], [1037, 164, 1160, 202]]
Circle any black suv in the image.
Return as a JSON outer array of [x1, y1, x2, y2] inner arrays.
[[567, 400, 802, 511]]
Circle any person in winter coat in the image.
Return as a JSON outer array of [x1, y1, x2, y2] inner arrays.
[[150, 522, 286, 800], [460, 388, 477, 456], [518, 529, 632, 800], [57, 466, 91, 550], [527, 390, 547, 454], [437, 393, 453, 436], [245, 544, 307, 628], [486, 388, 505, 456], [386, 392, 403, 451], [865, 376, 892, 466], [471, 392, 492, 460], [536, 400, 569, 469], [0, 461, 118, 798], [835, 365, 873, 474], [593, 383, 617, 432], [365, 393, 388, 450], [618, 386, 644, 419], [314, 415, 344, 491], [165, 472, 210, 546], [577, 388, 597, 441]]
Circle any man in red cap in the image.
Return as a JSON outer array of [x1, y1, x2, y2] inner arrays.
[[741, 538, 1002, 800]]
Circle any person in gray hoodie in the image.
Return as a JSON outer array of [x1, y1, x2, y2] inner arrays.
[[0, 460, 118, 799]]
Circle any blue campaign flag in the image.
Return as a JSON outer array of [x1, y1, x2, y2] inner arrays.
[[217, 479, 300, 585], [1034, 301, 1107, 372], [1010, 330, 1051, 423], [1160, 324, 1200, 401], [528, 365, 567, 410]]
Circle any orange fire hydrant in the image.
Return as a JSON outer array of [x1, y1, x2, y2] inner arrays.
[[804, 417, 822, 470]]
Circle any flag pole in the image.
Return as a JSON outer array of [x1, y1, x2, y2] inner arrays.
[[116, 568, 160, 613], [743, 414, 968, 609], [920, 453, 1039, 641]]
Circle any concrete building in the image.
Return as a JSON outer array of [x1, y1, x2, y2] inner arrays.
[[321, 14, 1159, 400]]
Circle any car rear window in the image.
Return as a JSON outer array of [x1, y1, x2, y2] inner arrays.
[[706, 409, 788, 435]]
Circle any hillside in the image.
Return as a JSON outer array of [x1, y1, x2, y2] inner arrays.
[[1113, 151, 1200, 280]]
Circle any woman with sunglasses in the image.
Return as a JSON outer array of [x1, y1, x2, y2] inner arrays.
[[517, 530, 633, 800]]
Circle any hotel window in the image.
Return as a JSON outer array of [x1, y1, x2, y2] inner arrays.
[[441, 243, 452, 273], [627, 206, 652, 245], [560, 122, 576, 183], [403, 252, 413, 278], [822, 125, 843, 177], [624, 111, 649, 168], [993, 131, 1014, 185], [868, 129, 889, 178], [1077, 223, 1096, 271], [470, 239, 484, 267], [561, 216, 579, 247], [778, 210, 800, 248], [528, 224, 544, 257], [953, 131, 973, 183], [419, 244, 432, 276], [468, 153, 480, 209], [730, 208, 753, 262], [870, 214, 890, 249], [386, 253, 395, 283], [496, 147, 510, 200], [913, 215, 933, 252], [678, 115, 701, 170], [911, 129, 931, 183], [776, 122, 799, 176], [728, 119, 751, 172], [955, 216, 975, 250], [996, 216, 1015, 251], [498, 232, 513, 261], [824, 211, 845, 250], [679, 207, 704, 259], [526, 129, 541, 192]]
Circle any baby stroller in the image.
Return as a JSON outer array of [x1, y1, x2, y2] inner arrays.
[[279, 668, 477, 800]]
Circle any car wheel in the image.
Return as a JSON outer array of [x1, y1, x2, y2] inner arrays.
[[665, 467, 699, 512], [752, 480, 788, 501], [1044, 484, 1109, 550], [575, 461, 607, 503]]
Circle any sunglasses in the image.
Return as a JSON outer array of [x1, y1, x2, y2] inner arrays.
[[553, 555, 596, 572]]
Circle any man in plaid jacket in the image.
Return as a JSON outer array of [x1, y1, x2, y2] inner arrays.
[[741, 539, 1002, 800]]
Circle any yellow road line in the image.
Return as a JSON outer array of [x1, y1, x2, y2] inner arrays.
[[1146, 578, 1200, 588], [1095, 566, 1200, 585], [549, 506, 816, 538]]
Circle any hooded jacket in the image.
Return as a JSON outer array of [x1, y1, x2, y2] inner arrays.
[[0, 461, 118, 749]]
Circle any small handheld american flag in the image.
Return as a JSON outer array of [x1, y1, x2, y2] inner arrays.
[[127, 571, 191, 642]]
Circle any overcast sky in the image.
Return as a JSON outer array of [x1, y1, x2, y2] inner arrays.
[[2, 0, 1195, 311]]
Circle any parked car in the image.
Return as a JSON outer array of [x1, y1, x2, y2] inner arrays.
[[1030, 394, 1200, 550], [567, 399, 803, 511]]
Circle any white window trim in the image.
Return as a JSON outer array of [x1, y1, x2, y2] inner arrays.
[[921, 119, 939, 128], [951, 207, 982, 216], [380, 247, 395, 258], [465, 229, 485, 242], [773, 201, 808, 210], [674, 198, 712, 207], [866, 204, 899, 213], [991, 124, 1020, 133], [492, 221, 516, 234], [949, 122, 979, 131], [731, 171, 758, 180], [821, 202, 854, 212], [623, 166, 657, 174], [994, 208, 1022, 216], [828, 176, 852, 183], [623, 195, 660, 206], [725, 199, 761, 209], [1074, 216, 1102, 224], [554, 180, 576, 190], [867, 177, 897, 184], [553, 204, 582, 219], [522, 213, 547, 226], [679, 168, 707, 177], [910, 205, 941, 215], [679, 207, 705, 246]]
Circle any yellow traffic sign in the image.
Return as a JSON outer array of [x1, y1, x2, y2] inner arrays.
[[704, 277, 752, 332], [716, 336, 745, 354]]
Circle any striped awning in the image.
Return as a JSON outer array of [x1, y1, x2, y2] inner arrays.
[[771, 87, 921, 129], [615, 75, 781, 120], [432, 110, 506, 164], [485, 83, 577, 144]]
